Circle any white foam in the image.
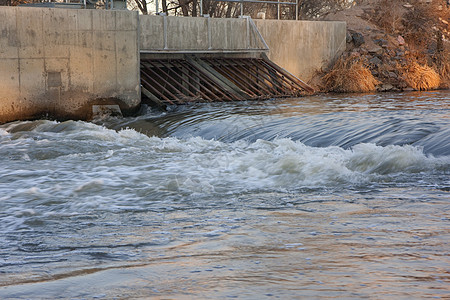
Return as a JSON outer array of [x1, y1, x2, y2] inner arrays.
[[102, 130, 447, 191], [354, 143, 446, 173], [74, 179, 105, 193], [0, 128, 9, 136], [1, 121, 448, 218]]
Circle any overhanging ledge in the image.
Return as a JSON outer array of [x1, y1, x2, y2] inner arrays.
[[140, 49, 269, 54]]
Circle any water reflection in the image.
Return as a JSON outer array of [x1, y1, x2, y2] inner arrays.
[[2, 191, 448, 299]]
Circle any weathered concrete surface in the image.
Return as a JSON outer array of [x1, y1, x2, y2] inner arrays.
[[140, 15, 265, 52], [254, 20, 346, 81], [0, 7, 140, 123]]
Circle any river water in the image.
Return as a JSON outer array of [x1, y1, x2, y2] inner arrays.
[[0, 91, 449, 299]]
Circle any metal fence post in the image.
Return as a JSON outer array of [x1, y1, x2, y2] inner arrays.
[[163, 15, 168, 49], [277, 1, 280, 19], [246, 16, 250, 49], [205, 14, 212, 50]]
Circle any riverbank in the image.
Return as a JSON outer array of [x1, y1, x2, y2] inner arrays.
[[311, 0, 450, 93]]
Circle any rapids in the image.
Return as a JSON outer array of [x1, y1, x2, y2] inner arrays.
[[0, 91, 449, 299]]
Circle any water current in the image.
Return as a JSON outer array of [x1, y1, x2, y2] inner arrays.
[[0, 91, 449, 299]]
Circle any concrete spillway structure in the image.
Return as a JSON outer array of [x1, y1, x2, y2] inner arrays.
[[138, 15, 316, 106], [0, 6, 346, 123]]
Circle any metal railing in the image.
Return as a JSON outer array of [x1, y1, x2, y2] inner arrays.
[[155, 0, 299, 20]]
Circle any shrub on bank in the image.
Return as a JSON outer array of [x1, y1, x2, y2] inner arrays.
[[397, 60, 441, 91], [322, 56, 380, 93]]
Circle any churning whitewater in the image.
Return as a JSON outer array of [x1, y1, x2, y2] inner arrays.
[[1, 120, 447, 214], [0, 91, 449, 299]]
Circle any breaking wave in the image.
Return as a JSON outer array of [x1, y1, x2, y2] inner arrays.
[[1, 120, 448, 193]]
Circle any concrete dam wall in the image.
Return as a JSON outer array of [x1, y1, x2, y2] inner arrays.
[[0, 7, 140, 123], [254, 20, 346, 83], [0, 7, 346, 123], [140, 15, 267, 53]]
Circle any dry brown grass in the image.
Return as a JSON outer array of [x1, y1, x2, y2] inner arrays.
[[397, 60, 441, 91], [433, 45, 450, 88], [437, 59, 450, 81], [370, 0, 405, 34], [402, 1, 450, 49], [369, 0, 450, 51], [402, 3, 436, 49], [435, 60, 450, 89], [322, 56, 380, 93]]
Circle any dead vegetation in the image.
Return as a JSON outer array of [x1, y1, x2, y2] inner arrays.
[[397, 59, 441, 91], [370, 0, 405, 34], [317, 0, 450, 93], [322, 56, 380, 93], [433, 50, 450, 89], [402, 3, 441, 49], [432, 32, 450, 88]]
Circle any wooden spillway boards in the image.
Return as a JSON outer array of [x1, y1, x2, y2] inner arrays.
[[140, 55, 314, 107]]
